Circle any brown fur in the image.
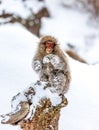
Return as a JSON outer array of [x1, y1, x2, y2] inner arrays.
[[32, 36, 71, 94], [66, 50, 87, 64]]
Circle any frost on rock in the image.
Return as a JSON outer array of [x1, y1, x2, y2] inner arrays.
[[0, 115, 10, 123], [24, 81, 62, 119], [0, 80, 67, 126]]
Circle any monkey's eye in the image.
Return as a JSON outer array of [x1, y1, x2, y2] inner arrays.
[[45, 41, 55, 48]]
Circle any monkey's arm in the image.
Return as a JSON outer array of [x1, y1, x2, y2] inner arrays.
[[32, 60, 42, 73], [43, 54, 65, 70], [49, 71, 67, 94]]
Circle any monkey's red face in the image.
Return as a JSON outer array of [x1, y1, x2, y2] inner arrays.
[[45, 41, 55, 54]]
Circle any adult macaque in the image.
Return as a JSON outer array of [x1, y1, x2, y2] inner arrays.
[[32, 36, 71, 94]]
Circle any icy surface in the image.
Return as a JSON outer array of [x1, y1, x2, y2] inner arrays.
[[10, 81, 62, 120]]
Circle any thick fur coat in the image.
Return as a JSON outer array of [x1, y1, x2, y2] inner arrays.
[[32, 36, 71, 94]]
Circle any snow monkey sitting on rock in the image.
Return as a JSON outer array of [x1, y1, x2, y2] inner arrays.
[[32, 36, 71, 95]]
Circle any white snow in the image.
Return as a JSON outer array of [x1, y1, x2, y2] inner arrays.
[[25, 81, 62, 120], [1, 115, 10, 123], [5, 81, 62, 121], [0, 24, 39, 130], [0, 0, 99, 130], [59, 58, 99, 130], [41, 0, 99, 65], [11, 92, 27, 111], [29, 82, 61, 107], [0, 0, 45, 19], [0, 0, 30, 18]]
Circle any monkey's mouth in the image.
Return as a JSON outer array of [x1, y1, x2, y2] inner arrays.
[[46, 48, 53, 54]]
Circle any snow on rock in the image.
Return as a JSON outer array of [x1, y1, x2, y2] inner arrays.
[[11, 92, 28, 111], [1, 115, 10, 124], [0, 0, 44, 18], [25, 81, 62, 119], [3, 81, 62, 121], [11, 81, 62, 110]]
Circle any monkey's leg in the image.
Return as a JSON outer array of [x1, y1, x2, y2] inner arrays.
[[40, 74, 49, 82], [49, 71, 66, 94]]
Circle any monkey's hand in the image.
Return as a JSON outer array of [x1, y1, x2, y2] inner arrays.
[[50, 55, 62, 69], [49, 72, 67, 94], [43, 54, 59, 63], [33, 60, 42, 72], [43, 54, 54, 64]]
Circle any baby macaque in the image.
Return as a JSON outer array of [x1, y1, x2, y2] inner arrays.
[[32, 36, 71, 94]]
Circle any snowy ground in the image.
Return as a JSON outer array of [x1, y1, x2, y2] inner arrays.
[[0, 24, 99, 130], [0, 25, 39, 130], [0, 1, 99, 130]]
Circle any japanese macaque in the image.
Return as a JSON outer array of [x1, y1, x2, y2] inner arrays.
[[32, 36, 71, 94]]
